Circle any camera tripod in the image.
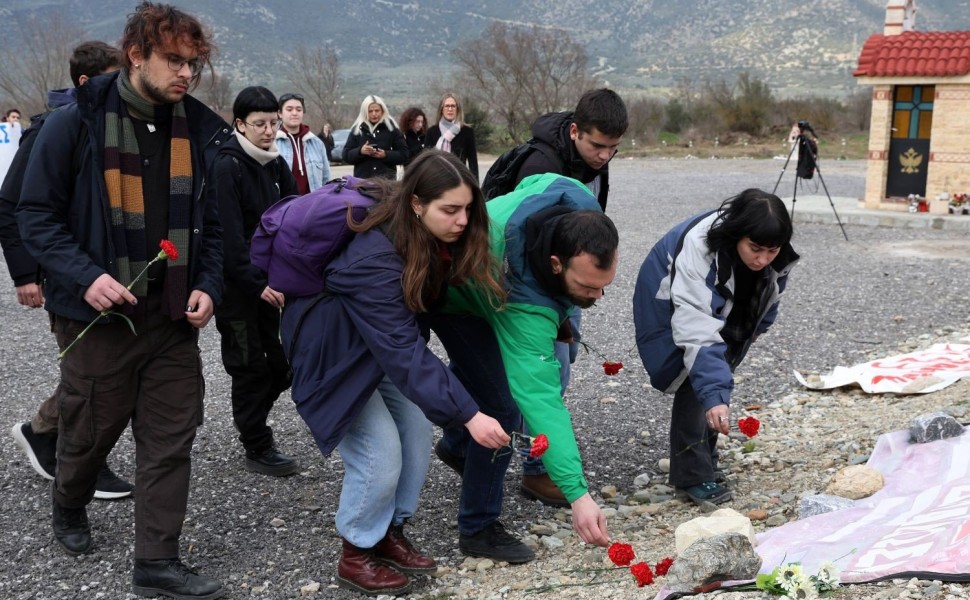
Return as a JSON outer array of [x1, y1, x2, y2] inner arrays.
[[772, 125, 849, 241]]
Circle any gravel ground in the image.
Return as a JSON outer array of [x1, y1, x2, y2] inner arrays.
[[2, 158, 969, 599]]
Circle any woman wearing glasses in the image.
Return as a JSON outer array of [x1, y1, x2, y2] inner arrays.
[[425, 93, 479, 179], [277, 92, 330, 193], [209, 86, 301, 476], [343, 94, 408, 179]]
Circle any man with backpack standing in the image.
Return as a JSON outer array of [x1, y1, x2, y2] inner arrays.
[[210, 86, 300, 477], [2, 41, 134, 500], [16, 3, 229, 597], [480, 88, 628, 507]]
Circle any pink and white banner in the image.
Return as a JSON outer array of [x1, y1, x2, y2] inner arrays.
[[755, 429, 970, 583], [794, 343, 970, 394]]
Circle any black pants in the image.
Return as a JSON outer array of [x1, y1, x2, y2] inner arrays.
[[52, 298, 203, 559], [215, 293, 291, 453], [668, 380, 720, 488]]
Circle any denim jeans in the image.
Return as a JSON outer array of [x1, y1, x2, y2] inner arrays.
[[424, 313, 521, 536], [521, 311, 580, 476], [335, 376, 432, 548]]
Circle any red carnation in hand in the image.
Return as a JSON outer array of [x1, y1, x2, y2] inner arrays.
[[159, 239, 179, 261], [529, 433, 549, 458], [738, 416, 761, 438], [607, 542, 636, 567], [654, 557, 674, 576], [630, 562, 654, 586], [602, 361, 623, 375]]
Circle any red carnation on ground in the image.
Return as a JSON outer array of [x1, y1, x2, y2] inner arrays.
[[630, 562, 654, 586], [607, 542, 636, 567], [529, 433, 549, 458], [738, 416, 761, 438], [602, 361, 623, 375], [159, 239, 179, 261], [655, 557, 674, 576]]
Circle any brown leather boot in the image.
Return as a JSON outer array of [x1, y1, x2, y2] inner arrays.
[[336, 538, 411, 596], [373, 524, 437, 574], [521, 473, 570, 507]]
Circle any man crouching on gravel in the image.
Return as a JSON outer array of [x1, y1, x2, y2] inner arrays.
[[423, 173, 616, 563]]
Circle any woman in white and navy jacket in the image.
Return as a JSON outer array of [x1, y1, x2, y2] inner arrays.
[[633, 189, 798, 506]]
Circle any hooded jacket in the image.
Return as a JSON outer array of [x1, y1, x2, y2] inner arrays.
[[633, 211, 799, 411], [443, 173, 602, 503], [0, 88, 80, 286], [280, 228, 480, 455], [276, 124, 330, 192], [514, 111, 611, 211], [16, 70, 230, 322], [209, 132, 297, 299]]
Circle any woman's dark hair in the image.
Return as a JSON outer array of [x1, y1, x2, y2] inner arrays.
[[232, 86, 278, 125], [350, 149, 505, 312], [706, 188, 793, 253], [399, 107, 427, 134]]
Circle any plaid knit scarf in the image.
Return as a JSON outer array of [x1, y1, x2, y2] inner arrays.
[[104, 70, 193, 320]]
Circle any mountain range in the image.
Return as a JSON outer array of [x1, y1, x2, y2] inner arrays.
[[5, 0, 970, 104]]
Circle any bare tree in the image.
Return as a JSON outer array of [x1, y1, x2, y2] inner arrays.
[[196, 71, 234, 117], [453, 23, 596, 144], [0, 14, 85, 115], [285, 44, 342, 129]]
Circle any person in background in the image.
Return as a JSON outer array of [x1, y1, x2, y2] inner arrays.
[[281, 150, 509, 596], [318, 122, 335, 163], [277, 92, 330, 193], [425, 93, 478, 179], [16, 2, 229, 597], [633, 189, 798, 505], [3, 41, 133, 500], [3, 109, 21, 124], [342, 94, 408, 180], [210, 86, 300, 477], [398, 106, 427, 166]]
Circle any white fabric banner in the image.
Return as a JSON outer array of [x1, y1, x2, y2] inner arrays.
[[794, 343, 970, 394], [0, 122, 23, 185]]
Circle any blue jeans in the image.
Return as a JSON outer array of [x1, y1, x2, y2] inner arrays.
[[522, 311, 580, 476], [335, 376, 432, 548], [424, 313, 521, 536]]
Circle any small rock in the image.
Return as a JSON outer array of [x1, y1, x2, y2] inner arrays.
[[658, 458, 671, 473], [300, 581, 321, 595], [826, 465, 885, 500], [798, 494, 855, 519], [270, 517, 286, 528], [666, 532, 762, 593], [674, 508, 756, 553], [600, 485, 618, 498], [910, 412, 964, 443], [541, 536, 564, 550], [745, 509, 768, 521]]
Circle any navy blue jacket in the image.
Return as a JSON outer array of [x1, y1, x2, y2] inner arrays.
[[16, 71, 231, 322], [280, 228, 479, 455]]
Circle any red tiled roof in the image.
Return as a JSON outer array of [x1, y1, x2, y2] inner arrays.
[[853, 31, 970, 77]]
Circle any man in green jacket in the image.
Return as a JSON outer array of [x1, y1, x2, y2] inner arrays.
[[428, 173, 617, 563]]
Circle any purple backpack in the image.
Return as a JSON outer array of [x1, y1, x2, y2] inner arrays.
[[250, 176, 378, 297]]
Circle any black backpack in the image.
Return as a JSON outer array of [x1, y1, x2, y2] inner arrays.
[[481, 140, 563, 200], [796, 135, 818, 180]]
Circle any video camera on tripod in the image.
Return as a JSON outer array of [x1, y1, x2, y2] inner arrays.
[[772, 119, 849, 240]]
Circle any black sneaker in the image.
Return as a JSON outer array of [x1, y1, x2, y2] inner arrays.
[[677, 481, 733, 505], [458, 521, 535, 564], [244, 447, 300, 477], [132, 558, 225, 599], [11, 422, 56, 480], [433, 440, 465, 476], [95, 465, 134, 500], [52, 496, 91, 556]]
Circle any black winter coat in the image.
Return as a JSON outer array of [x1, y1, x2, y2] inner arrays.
[[515, 111, 611, 211], [16, 71, 231, 322], [426, 125, 479, 179], [342, 122, 408, 179], [209, 134, 298, 299]]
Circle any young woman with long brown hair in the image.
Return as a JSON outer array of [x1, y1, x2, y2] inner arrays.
[[280, 149, 508, 596]]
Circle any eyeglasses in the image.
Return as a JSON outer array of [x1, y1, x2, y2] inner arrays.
[[165, 54, 204, 77], [442, 104, 458, 109], [279, 93, 304, 106], [244, 119, 283, 132]]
